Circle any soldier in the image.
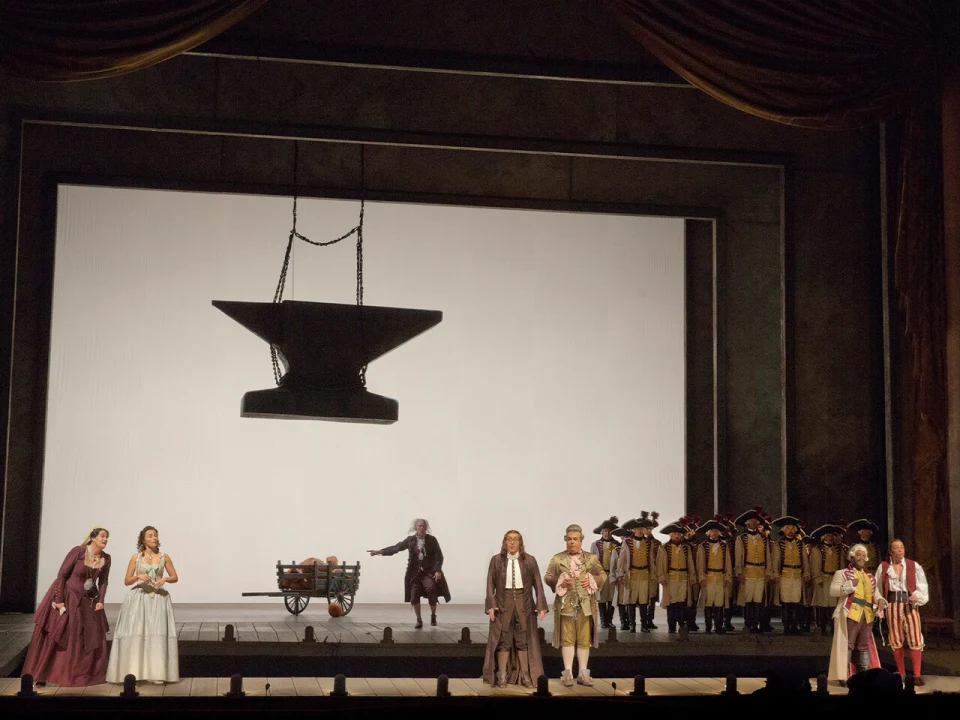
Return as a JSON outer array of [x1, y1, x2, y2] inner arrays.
[[656, 519, 695, 633], [721, 514, 738, 632], [682, 516, 703, 631], [642, 512, 662, 629], [695, 516, 732, 634], [610, 525, 632, 631], [799, 523, 815, 633], [771, 516, 810, 635], [846, 519, 882, 576], [616, 513, 658, 632], [757, 510, 777, 633], [734, 508, 771, 634], [809, 523, 848, 635], [590, 517, 621, 629]]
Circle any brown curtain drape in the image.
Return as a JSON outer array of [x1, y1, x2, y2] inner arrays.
[[0, 0, 269, 81], [613, 0, 954, 614]]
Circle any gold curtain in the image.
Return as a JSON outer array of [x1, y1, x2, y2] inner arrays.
[[0, 0, 269, 81], [613, 0, 953, 613]]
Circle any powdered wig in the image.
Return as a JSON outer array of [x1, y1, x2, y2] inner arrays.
[[409, 518, 431, 534], [500, 530, 526, 559], [565, 524, 584, 540], [848, 543, 869, 561]]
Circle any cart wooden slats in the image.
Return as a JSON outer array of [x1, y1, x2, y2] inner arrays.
[[242, 560, 361, 615]]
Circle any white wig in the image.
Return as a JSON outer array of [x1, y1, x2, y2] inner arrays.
[[848, 543, 869, 561], [409, 518, 432, 534]]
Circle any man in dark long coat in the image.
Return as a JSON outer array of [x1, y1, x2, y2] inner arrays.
[[482, 530, 549, 687], [368, 518, 451, 628]]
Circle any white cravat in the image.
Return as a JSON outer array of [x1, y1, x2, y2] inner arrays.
[[506, 553, 523, 589]]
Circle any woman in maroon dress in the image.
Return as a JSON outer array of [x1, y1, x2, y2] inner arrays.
[[22, 527, 111, 686]]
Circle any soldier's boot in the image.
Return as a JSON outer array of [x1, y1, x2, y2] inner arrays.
[[598, 602, 609, 629], [759, 604, 774, 633], [606, 603, 616, 627], [704, 607, 713, 634], [781, 604, 793, 634], [647, 602, 659, 629], [618, 603, 630, 631], [715, 607, 727, 634], [858, 651, 871, 674], [724, 605, 735, 632], [667, 604, 678, 634], [685, 605, 700, 631], [800, 605, 811, 633], [628, 604, 637, 633]]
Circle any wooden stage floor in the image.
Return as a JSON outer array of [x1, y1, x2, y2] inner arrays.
[[3, 674, 958, 698], [3, 603, 959, 682]]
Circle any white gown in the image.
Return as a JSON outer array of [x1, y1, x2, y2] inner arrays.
[[106, 554, 179, 683]]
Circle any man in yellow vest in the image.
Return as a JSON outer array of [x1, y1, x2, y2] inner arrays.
[[734, 509, 771, 634], [695, 516, 732, 634], [809, 523, 847, 635], [828, 544, 886, 685], [770, 515, 810, 635], [656, 520, 695, 633], [590, 517, 621, 629]]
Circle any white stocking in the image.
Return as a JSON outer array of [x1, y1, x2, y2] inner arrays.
[[561, 646, 575, 672], [576, 647, 590, 674]]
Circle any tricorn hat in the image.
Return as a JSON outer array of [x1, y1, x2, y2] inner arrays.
[[846, 519, 880, 535], [593, 516, 620, 534], [810, 523, 845, 540], [660, 520, 686, 536], [621, 517, 643, 532], [638, 510, 660, 529], [773, 515, 802, 528], [735, 509, 762, 525], [612, 526, 631, 538], [699, 515, 725, 533]]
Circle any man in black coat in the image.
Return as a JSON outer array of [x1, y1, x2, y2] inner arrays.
[[369, 518, 451, 628]]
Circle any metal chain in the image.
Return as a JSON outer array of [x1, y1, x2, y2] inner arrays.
[[271, 142, 366, 387]]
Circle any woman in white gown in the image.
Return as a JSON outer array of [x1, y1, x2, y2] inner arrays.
[[107, 526, 179, 683]]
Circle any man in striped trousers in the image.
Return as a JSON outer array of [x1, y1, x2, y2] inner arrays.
[[877, 539, 929, 686]]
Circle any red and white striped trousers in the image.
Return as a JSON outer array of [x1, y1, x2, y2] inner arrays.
[[887, 602, 924, 651]]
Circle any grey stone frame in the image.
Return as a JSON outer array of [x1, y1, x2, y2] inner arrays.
[[0, 116, 789, 611]]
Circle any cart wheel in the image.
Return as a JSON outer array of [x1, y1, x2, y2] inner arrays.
[[284, 594, 309, 615], [328, 577, 355, 616]]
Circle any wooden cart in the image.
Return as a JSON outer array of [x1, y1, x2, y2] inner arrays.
[[242, 560, 361, 616]]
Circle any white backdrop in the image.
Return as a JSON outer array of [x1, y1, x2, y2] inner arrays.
[[37, 185, 685, 604]]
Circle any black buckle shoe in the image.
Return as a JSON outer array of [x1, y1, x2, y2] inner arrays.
[[431, 615, 437, 626], [415, 618, 423, 629]]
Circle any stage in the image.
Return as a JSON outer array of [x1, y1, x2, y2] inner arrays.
[[4, 604, 959, 682]]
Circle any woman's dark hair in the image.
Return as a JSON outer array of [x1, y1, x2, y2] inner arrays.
[[84, 527, 109, 545], [499, 530, 526, 560], [136, 526, 160, 553]]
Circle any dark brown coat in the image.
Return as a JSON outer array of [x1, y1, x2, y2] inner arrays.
[[482, 552, 548, 686]]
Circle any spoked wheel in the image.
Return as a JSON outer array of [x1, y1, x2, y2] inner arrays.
[[327, 577, 355, 616], [284, 594, 310, 615]]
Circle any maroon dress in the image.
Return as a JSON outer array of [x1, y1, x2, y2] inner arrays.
[[22, 546, 111, 686]]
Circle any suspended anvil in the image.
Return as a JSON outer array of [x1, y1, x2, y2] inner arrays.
[[212, 300, 442, 423]]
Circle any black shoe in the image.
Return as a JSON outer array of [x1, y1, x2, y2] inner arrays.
[[717, 626, 726, 635], [668, 625, 676, 634], [601, 619, 610, 629], [431, 615, 437, 626], [620, 622, 630, 631], [415, 618, 423, 629], [629, 623, 637, 633], [689, 624, 700, 632]]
